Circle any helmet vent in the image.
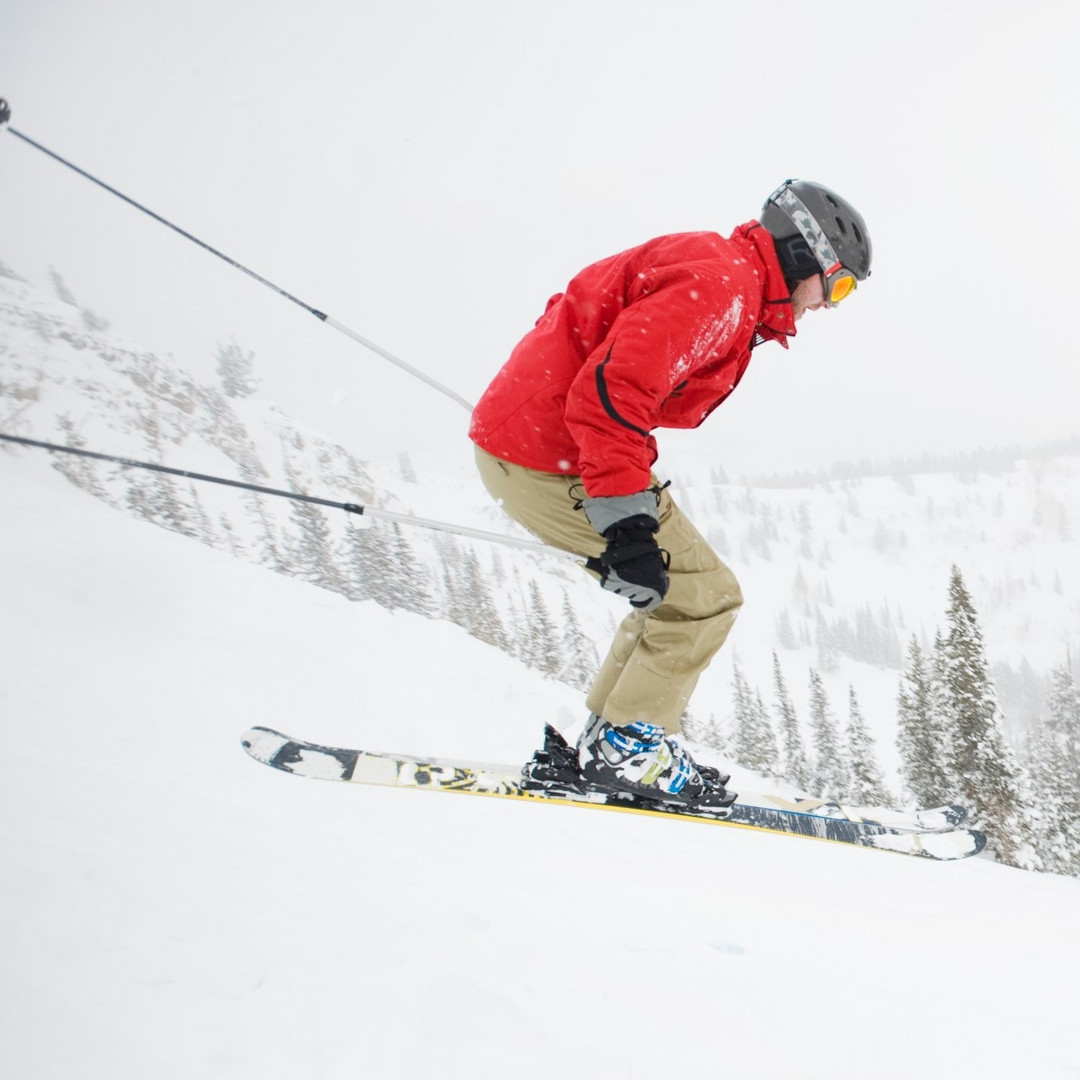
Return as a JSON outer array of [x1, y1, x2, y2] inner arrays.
[[835, 216, 848, 236]]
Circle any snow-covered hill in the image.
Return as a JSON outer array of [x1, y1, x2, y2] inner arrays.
[[5, 407, 1080, 1080]]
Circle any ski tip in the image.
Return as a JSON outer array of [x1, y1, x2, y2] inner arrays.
[[241, 726, 292, 764], [923, 827, 989, 861]]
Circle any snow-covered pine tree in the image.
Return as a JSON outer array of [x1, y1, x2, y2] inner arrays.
[[524, 581, 561, 677], [845, 686, 891, 805], [345, 520, 397, 609], [129, 415, 198, 539], [459, 547, 505, 648], [186, 483, 220, 548], [218, 513, 246, 560], [437, 561, 461, 623], [939, 566, 1038, 868], [282, 463, 348, 595], [489, 549, 507, 590], [558, 592, 598, 691], [772, 653, 811, 790], [215, 340, 259, 400], [774, 609, 798, 650], [689, 710, 730, 756], [814, 611, 839, 673], [386, 524, 434, 618], [754, 689, 778, 777], [1048, 660, 1080, 764], [397, 451, 417, 483], [808, 668, 847, 797], [48, 267, 78, 306], [896, 636, 952, 805], [1025, 662, 1080, 875], [928, 630, 959, 795], [731, 661, 779, 777], [50, 416, 110, 501], [123, 460, 196, 540], [244, 491, 287, 573], [1026, 718, 1080, 876]]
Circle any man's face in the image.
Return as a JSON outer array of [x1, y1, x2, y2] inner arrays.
[[791, 275, 826, 322]]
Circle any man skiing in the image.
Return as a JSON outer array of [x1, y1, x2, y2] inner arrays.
[[469, 179, 872, 807]]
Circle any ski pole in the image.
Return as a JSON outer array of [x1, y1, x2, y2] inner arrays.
[[0, 431, 580, 559], [0, 99, 474, 413]]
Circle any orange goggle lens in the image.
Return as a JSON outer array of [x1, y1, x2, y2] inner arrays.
[[827, 272, 857, 305]]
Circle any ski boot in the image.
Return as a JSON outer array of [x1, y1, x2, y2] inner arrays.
[[575, 713, 734, 809]]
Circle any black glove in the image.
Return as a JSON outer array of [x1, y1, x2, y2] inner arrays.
[[582, 492, 669, 611]]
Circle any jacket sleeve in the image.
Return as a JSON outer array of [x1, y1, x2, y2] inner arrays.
[[564, 271, 746, 496]]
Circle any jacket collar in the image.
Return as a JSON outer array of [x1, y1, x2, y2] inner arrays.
[[730, 220, 797, 348]]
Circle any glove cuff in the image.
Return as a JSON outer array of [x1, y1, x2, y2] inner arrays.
[[582, 491, 659, 537]]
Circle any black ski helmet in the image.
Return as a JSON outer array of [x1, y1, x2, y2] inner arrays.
[[761, 179, 872, 288]]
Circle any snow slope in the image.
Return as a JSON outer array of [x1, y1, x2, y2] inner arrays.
[[3, 448, 1080, 1080]]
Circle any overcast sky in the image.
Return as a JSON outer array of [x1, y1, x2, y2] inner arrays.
[[2, 0, 1078, 479]]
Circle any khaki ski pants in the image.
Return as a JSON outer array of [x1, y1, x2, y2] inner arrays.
[[475, 446, 743, 734]]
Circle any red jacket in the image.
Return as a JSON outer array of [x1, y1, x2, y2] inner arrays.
[[469, 222, 797, 497]]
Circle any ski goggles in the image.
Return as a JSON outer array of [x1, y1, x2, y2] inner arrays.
[[769, 182, 859, 307], [823, 264, 858, 307]]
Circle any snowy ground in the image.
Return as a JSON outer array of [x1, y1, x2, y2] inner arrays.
[[3, 449, 1080, 1080]]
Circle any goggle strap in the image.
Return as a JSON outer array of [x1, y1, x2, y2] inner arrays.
[[770, 185, 845, 281]]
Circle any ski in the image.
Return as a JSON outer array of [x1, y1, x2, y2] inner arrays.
[[748, 797, 969, 833], [241, 725, 986, 861]]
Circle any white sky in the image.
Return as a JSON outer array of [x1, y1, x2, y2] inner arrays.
[[2, 0, 1078, 477]]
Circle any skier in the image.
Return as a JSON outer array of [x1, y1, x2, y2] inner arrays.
[[469, 179, 871, 806]]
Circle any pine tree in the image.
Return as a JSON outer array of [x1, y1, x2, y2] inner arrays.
[[438, 561, 462, 624], [345, 520, 397, 608], [845, 687, 891, 805], [1048, 660, 1080, 764], [187, 483, 219, 547], [1026, 662, 1080, 875], [559, 593, 598, 691], [245, 492, 286, 573], [129, 414, 198, 539], [397, 527, 435, 617], [48, 267, 78, 305], [939, 566, 1038, 868], [896, 636, 952, 805], [431, 535, 465, 618], [731, 661, 779, 776], [215, 340, 259, 399], [460, 547, 505, 647], [815, 611, 839, 672], [219, 513, 246, 559], [283, 463, 348, 595], [1026, 718, 1080, 876], [808, 669, 847, 797], [397, 451, 418, 483], [775, 609, 798, 650], [693, 711, 730, 756], [51, 416, 110, 500], [772, 653, 811, 789], [152, 472, 198, 539], [927, 630, 959, 794], [524, 582, 561, 677]]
